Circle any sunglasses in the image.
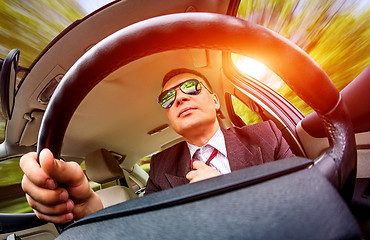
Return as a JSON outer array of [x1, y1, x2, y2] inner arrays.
[[158, 79, 211, 109]]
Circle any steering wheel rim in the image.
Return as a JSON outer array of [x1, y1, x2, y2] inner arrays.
[[37, 13, 356, 195]]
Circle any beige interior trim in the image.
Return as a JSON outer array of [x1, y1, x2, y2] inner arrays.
[[19, 111, 44, 146], [96, 185, 137, 208], [296, 121, 329, 159], [357, 149, 370, 178], [127, 164, 149, 189], [85, 149, 124, 183], [189, 49, 208, 68], [0, 222, 58, 240]]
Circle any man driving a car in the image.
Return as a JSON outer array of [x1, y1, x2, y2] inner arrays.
[[20, 68, 294, 224], [145, 69, 294, 193]]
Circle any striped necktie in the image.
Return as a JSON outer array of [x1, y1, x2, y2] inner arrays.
[[190, 148, 218, 170]]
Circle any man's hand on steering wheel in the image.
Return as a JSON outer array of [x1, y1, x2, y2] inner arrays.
[[20, 148, 103, 224]]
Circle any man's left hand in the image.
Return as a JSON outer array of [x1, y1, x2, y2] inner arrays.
[[186, 161, 220, 183]]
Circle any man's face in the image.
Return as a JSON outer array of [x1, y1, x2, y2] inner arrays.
[[162, 73, 220, 137]]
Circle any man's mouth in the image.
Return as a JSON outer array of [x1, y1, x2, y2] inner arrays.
[[178, 107, 196, 117]]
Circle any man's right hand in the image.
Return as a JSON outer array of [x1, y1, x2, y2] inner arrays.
[[20, 148, 103, 224]]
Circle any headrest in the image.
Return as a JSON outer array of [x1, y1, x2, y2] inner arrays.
[[85, 149, 124, 184]]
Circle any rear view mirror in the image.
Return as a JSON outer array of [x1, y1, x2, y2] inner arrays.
[[0, 49, 20, 120]]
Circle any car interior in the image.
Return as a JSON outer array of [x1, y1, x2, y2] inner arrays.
[[84, 148, 138, 208], [0, 0, 369, 239]]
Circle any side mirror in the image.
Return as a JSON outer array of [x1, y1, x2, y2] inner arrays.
[[0, 49, 20, 120]]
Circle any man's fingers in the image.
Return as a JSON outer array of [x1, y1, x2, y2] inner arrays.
[[22, 175, 69, 205], [34, 209, 74, 225], [186, 171, 200, 183], [26, 194, 74, 216], [186, 161, 220, 183], [20, 152, 57, 190], [186, 170, 195, 181], [39, 149, 92, 204], [20, 149, 102, 223], [192, 161, 207, 170], [187, 161, 208, 182], [39, 149, 85, 185]]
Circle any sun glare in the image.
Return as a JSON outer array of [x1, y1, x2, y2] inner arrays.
[[233, 55, 268, 80]]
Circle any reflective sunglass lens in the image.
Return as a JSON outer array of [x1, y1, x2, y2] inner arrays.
[[180, 80, 196, 94], [158, 80, 203, 108], [160, 89, 176, 108]]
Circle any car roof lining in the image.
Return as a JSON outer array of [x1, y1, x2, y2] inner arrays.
[[61, 49, 231, 168]]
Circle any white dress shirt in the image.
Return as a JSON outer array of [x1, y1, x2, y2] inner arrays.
[[187, 128, 231, 174]]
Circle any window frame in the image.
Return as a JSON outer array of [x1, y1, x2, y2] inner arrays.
[[223, 53, 306, 157]]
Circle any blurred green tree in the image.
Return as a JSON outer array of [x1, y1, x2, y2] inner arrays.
[[0, 0, 85, 67], [234, 0, 369, 118]]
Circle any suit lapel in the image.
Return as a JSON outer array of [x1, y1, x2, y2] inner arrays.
[[163, 127, 264, 188], [222, 128, 263, 171], [165, 142, 191, 188]]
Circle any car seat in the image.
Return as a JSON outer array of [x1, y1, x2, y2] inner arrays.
[[85, 148, 138, 207]]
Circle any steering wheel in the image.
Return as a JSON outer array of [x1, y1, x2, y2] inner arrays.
[[37, 13, 356, 201]]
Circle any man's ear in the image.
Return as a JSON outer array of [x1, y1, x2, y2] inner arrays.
[[212, 93, 221, 111]]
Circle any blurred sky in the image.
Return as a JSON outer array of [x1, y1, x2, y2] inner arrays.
[[78, 0, 114, 14]]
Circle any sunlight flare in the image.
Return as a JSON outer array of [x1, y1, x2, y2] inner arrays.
[[233, 56, 268, 80]]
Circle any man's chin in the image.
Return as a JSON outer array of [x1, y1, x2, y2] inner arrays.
[[174, 121, 206, 136], [173, 123, 195, 134]]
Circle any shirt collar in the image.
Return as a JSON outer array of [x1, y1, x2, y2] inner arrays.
[[186, 127, 227, 158]]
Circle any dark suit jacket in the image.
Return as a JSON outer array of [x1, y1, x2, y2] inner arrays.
[[145, 120, 294, 194]]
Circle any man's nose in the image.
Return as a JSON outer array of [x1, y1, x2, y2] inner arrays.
[[175, 89, 190, 106]]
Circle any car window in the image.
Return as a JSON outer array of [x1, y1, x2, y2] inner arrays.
[[0, 122, 4, 143], [232, 0, 370, 116], [0, 157, 32, 213], [228, 94, 263, 126], [138, 156, 150, 173]]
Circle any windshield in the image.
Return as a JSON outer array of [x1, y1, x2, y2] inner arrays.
[[231, 0, 370, 116], [0, 0, 369, 214]]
